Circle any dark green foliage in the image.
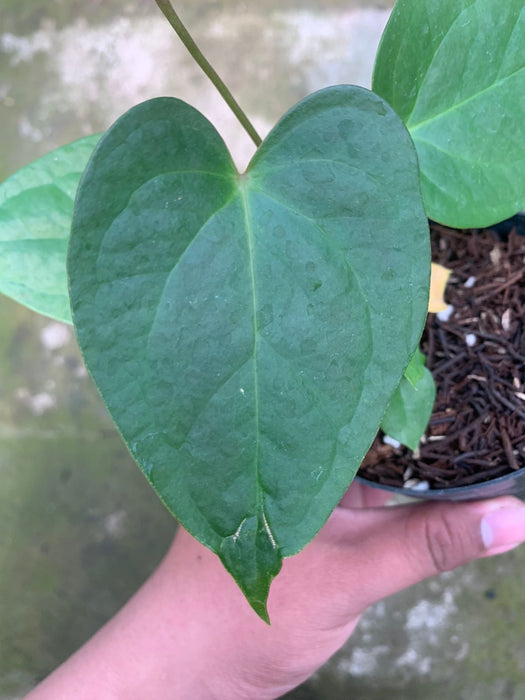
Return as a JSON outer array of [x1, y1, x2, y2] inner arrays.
[[68, 89, 429, 616]]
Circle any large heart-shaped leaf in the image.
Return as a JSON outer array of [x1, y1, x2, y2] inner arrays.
[[373, 0, 525, 228], [68, 88, 429, 619], [0, 135, 100, 322]]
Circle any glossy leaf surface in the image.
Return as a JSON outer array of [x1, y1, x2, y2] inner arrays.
[[403, 347, 426, 389], [373, 0, 525, 227], [381, 349, 436, 451], [0, 135, 100, 322], [68, 89, 429, 618]]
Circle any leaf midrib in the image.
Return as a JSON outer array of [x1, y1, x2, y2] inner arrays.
[[238, 180, 263, 513], [404, 3, 525, 135], [408, 63, 525, 135]]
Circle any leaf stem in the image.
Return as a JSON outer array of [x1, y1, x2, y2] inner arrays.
[[154, 0, 262, 148]]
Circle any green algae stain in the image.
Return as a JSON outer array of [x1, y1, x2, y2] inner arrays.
[[0, 296, 174, 692], [450, 550, 525, 688]]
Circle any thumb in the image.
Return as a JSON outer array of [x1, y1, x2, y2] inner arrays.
[[336, 496, 525, 610]]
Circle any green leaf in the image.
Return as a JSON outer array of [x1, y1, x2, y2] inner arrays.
[[403, 347, 426, 388], [68, 89, 429, 619], [0, 135, 100, 323], [373, 0, 525, 228], [381, 350, 436, 451]]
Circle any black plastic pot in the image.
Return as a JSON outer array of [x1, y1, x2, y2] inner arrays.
[[356, 467, 525, 502], [357, 213, 525, 503]]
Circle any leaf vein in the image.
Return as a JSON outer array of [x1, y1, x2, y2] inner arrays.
[[409, 63, 525, 134], [239, 184, 264, 511]]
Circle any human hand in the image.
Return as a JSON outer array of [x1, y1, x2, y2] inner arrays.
[[27, 483, 525, 700], [168, 483, 525, 698]]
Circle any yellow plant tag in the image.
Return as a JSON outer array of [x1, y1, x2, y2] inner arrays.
[[428, 263, 451, 313]]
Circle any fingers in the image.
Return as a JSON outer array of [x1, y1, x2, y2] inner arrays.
[[329, 496, 525, 612]]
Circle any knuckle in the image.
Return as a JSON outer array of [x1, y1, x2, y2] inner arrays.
[[404, 506, 475, 575], [422, 514, 462, 573]]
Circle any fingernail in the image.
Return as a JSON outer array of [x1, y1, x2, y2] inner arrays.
[[481, 506, 525, 550]]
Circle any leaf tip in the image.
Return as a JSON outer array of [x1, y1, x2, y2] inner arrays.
[[218, 512, 282, 624], [247, 596, 272, 626]]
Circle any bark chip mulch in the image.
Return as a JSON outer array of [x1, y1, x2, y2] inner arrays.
[[359, 220, 525, 491]]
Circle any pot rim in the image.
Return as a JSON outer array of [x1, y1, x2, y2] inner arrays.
[[356, 464, 525, 501]]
